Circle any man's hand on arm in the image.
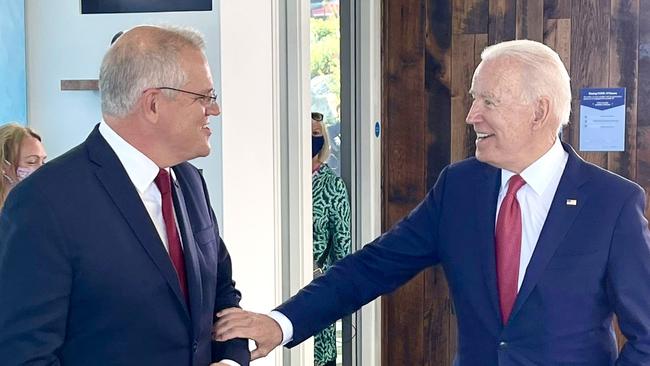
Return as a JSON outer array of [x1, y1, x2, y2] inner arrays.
[[214, 308, 283, 360]]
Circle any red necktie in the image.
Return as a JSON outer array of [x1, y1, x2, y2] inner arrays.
[[495, 174, 526, 324], [154, 169, 188, 303]]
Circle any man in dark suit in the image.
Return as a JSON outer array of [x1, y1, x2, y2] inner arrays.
[[0, 25, 249, 366], [214, 40, 650, 364]]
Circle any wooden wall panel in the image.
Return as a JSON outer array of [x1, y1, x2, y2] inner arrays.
[[451, 34, 478, 162], [382, 0, 647, 363], [453, 0, 488, 34], [544, 0, 571, 19], [543, 19, 571, 71], [607, 0, 639, 179], [424, 1, 455, 365], [638, 0, 650, 219], [488, 0, 516, 42], [516, 0, 544, 41], [382, 0, 427, 364], [566, 0, 610, 167]]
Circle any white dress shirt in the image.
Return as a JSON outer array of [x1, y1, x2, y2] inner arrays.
[[270, 138, 569, 346], [99, 122, 239, 366], [497, 137, 568, 290]]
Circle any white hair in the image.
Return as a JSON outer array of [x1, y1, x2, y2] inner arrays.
[[481, 40, 571, 130], [99, 25, 206, 117]]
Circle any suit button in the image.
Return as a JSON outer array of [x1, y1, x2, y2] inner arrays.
[[498, 341, 508, 349], [192, 340, 198, 353]]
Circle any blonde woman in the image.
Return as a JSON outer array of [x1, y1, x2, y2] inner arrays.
[[311, 112, 351, 366], [0, 123, 47, 210]]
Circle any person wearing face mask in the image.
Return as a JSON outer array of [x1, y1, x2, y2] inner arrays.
[[0, 123, 47, 211], [310, 112, 351, 366]]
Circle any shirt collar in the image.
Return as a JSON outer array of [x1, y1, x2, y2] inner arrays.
[[99, 121, 161, 194], [500, 138, 567, 195]]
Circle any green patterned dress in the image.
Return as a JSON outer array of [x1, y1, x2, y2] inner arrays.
[[312, 163, 351, 366]]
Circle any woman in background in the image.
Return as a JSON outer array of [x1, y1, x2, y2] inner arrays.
[[0, 123, 47, 210], [311, 112, 351, 366]]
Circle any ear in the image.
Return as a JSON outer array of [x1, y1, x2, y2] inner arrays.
[[140, 89, 161, 124], [531, 96, 551, 130]]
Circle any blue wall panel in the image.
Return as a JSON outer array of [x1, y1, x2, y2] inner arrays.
[[0, 0, 27, 126]]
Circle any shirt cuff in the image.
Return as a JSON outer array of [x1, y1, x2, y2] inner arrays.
[[268, 310, 294, 346], [218, 360, 240, 366]]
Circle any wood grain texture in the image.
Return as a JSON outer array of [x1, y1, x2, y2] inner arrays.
[[424, 267, 454, 366], [607, 0, 639, 180], [425, 1, 455, 364], [382, 0, 428, 364], [426, 0, 453, 189], [543, 18, 571, 72], [569, 0, 610, 167], [451, 34, 478, 163], [489, 0, 517, 43], [60, 79, 99, 91], [638, 0, 650, 128], [452, 0, 488, 34], [517, 0, 544, 41], [544, 18, 573, 143], [544, 0, 571, 19], [638, 0, 650, 220]]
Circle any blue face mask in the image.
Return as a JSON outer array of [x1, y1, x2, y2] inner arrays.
[[312, 135, 325, 158]]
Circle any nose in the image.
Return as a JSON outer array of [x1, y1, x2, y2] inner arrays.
[[206, 101, 221, 117], [465, 100, 480, 125]]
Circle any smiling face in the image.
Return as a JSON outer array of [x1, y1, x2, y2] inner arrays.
[[155, 47, 220, 164], [466, 58, 549, 173]]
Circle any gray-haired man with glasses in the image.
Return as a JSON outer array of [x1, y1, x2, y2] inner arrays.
[[0, 25, 248, 366]]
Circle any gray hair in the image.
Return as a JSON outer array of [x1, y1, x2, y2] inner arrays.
[[480, 40, 572, 129], [99, 25, 206, 117]]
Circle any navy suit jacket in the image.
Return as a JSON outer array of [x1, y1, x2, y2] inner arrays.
[[278, 143, 650, 365], [0, 126, 249, 366]]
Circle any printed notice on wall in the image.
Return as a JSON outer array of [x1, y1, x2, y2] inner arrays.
[[579, 88, 626, 152]]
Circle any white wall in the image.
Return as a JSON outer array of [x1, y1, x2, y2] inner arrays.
[[24, 0, 224, 222], [219, 1, 281, 365]]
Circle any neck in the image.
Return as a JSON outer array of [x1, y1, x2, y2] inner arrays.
[[105, 116, 176, 168], [513, 134, 558, 173]]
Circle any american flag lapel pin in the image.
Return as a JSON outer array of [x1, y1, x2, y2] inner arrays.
[[566, 199, 577, 206]]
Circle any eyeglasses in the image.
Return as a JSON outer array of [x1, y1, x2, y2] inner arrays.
[[156, 87, 218, 107], [311, 112, 324, 122]]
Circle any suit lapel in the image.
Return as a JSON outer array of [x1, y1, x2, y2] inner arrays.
[[86, 126, 190, 317], [170, 169, 203, 337], [474, 164, 502, 322], [509, 143, 589, 321]]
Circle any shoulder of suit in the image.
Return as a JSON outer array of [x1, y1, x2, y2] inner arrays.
[[445, 156, 496, 177], [578, 158, 643, 195]]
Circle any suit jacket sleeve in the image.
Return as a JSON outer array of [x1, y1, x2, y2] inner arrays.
[[211, 227, 249, 364], [276, 166, 448, 346], [608, 185, 650, 364], [0, 183, 70, 365], [197, 175, 249, 365]]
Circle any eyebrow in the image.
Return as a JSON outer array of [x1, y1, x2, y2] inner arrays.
[[469, 89, 499, 101]]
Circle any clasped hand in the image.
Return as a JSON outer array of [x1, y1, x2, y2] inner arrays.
[[213, 308, 283, 360]]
